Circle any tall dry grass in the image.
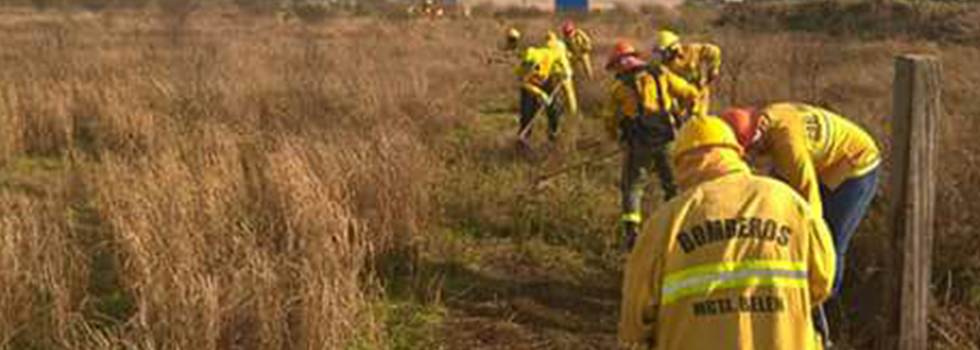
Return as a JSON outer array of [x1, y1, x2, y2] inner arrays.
[[0, 9, 461, 349]]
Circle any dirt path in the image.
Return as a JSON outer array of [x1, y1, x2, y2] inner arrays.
[[425, 104, 629, 349], [435, 242, 622, 350]]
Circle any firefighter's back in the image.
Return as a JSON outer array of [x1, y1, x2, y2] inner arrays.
[[657, 171, 826, 350]]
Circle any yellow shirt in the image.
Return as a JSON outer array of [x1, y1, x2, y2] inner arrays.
[[619, 148, 836, 350], [663, 43, 721, 86], [602, 67, 701, 139], [759, 103, 882, 219]]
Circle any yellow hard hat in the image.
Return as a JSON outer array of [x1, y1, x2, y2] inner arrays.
[[507, 27, 521, 40], [671, 116, 744, 161], [653, 30, 681, 52]]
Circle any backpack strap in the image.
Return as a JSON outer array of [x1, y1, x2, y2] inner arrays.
[[647, 66, 669, 118]]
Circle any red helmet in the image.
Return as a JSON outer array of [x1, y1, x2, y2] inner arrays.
[[561, 20, 575, 36], [606, 40, 641, 71], [720, 108, 762, 149]]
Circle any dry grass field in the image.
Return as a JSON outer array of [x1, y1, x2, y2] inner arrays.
[[0, 1, 977, 349]]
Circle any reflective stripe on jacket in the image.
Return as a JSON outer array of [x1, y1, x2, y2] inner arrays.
[[619, 147, 836, 350], [759, 102, 881, 219]]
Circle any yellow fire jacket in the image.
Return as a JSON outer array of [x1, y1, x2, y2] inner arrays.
[[619, 147, 836, 350], [663, 43, 721, 86], [662, 43, 720, 117], [602, 67, 701, 140], [758, 103, 881, 219], [514, 48, 553, 102], [522, 39, 577, 115]]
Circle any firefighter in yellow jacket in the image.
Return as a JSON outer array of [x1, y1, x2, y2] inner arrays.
[[619, 116, 837, 350], [515, 46, 572, 144], [652, 30, 721, 118], [602, 40, 702, 249], [720, 103, 880, 297], [561, 20, 594, 80]]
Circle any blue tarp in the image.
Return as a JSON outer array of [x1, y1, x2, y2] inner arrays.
[[555, 0, 589, 12]]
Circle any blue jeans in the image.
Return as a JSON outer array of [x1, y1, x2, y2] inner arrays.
[[820, 167, 880, 297]]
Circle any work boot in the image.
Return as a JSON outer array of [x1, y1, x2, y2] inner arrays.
[[547, 131, 559, 143]]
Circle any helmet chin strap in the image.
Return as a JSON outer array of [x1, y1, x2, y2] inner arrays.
[[750, 129, 762, 145]]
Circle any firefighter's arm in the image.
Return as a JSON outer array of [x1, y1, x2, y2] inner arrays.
[[699, 44, 722, 85], [618, 206, 670, 347], [521, 81, 551, 103], [806, 207, 836, 305], [769, 124, 825, 219], [665, 71, 703, 112]]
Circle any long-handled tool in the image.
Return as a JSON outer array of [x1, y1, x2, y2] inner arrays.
[[532, 147, 621, 189], [517, 82, 563, 142]]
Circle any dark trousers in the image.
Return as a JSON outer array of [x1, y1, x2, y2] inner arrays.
[[619, 116, 677, 219], [518, 82, 564, 140]]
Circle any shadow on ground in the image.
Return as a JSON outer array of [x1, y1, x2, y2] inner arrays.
[[428, 259, 621, 350]]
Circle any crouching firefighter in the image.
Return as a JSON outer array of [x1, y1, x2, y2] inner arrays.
[[619, 116, 837, 350], [603, 40, 702, 249], [515, 46, 571, 146]]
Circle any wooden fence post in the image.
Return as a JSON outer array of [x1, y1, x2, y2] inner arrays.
[[887, 54, 940, 350]]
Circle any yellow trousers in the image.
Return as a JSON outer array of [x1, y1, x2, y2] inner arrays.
[[571, 54, 593, 80]]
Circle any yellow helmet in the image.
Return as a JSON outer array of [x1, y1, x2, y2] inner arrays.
[[671, 116, 743, 161], [506, 27, 521, 41], [653, 30, 681, 52]]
